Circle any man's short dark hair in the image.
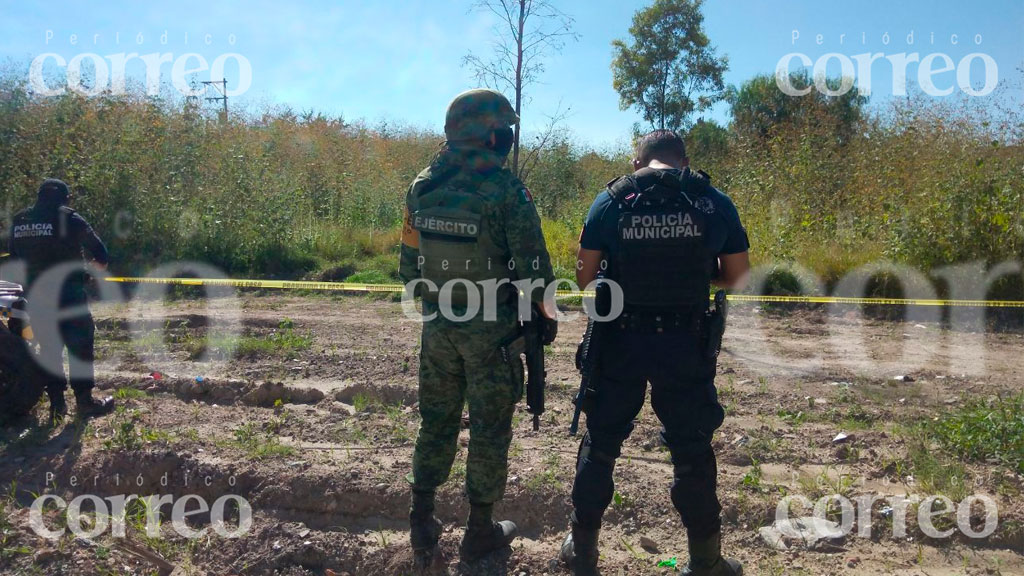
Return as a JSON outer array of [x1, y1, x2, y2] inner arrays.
[[635, 130, 687, 165]]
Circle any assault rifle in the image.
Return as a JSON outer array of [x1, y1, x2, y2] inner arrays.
[[523, 304, 547, 431], [570, 280, 611, 436]]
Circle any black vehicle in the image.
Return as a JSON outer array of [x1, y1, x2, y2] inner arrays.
[[0, 281, 45, 424]]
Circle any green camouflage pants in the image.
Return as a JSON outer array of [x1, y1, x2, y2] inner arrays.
[[411, 305, 523, 504]]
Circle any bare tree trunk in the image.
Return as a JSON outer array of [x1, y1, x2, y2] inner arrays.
[[512, 0, 526, 176], [463, 0, 576, 176], [659, 65, 669, 131]]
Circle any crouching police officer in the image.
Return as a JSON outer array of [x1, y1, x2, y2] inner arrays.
[[7, 179, 115, 420], [399, 89, 557, 568], [560, 131, 750, 575]]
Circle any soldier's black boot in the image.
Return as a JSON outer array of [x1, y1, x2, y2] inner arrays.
[[75, 394, 115, 419], [559, 514, 600, 575], [459, 503, 517, 562], [410, 489, 443, 568], [681, 532, 742, 576]]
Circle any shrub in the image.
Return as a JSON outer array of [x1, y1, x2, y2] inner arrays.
[[0, 74, 1018, 284]]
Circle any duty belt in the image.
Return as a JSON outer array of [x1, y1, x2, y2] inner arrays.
[[612, 308, 705, 334]]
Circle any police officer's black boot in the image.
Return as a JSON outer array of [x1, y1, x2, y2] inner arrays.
[[75, 393, 115, 419], [459, 503, 517, 562], [45, 378, 68, 423], [559, 514, 600, 575], [681, 532, 742, 576], [409, 489, 443, 569]]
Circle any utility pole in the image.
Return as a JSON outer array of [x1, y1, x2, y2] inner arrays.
[[202, 79, 228, 117]]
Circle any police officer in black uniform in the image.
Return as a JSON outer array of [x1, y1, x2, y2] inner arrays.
[[7, 179, 115, 420], [560, 131, 750, 576]]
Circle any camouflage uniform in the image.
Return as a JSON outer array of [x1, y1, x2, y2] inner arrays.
[[399, 89, 554, 563], [400, 147, 553, 502]]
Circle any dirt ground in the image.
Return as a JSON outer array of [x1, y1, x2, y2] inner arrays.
[[1, 293, 1022, 576]]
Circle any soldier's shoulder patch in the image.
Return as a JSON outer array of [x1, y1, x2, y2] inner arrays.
[[518, 186, 533, 204], [401, 205, 419, 249]]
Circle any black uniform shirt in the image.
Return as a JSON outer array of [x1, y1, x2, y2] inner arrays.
[[7, 202, 109, 301]]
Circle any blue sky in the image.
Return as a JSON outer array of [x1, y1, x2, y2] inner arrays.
[[1, 0, 1021, 147]]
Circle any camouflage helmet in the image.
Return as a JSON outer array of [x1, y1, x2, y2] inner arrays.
[[444, 89, 519, 143]]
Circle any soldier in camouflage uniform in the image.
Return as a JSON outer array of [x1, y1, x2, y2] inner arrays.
[[399, 89, 557, 567]]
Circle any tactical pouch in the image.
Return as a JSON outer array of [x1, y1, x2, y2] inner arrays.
[[580, 385, 598, 417], [705, 310, 725, 361]]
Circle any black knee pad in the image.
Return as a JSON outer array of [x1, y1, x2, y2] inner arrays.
[[670, 450, 722, 538], [670, 451, 716, 504], [572, 432, 619, 528], [575, 431, 616, 475]]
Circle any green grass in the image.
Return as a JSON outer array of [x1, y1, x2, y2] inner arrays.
[[888, 391, 1024, 500], [742, 428, 787, 462], [119, 497, 194, 562], [330, 420, 369, 445], [797, 465, 857, 502], [102, 407, 170, 451], [0, 497, 31, 562], [113, 387, 148, 400], [448, 454, 467, 484], [187, 318, 314, 361], [235, 331, 312, 359], [893, 395, 1024, 502], [351, 393, 373, 413], [525, 451, 563, 491], [346, 269, 393, 285], [611, 490, 635, 510], [924, 394, 1024, 473], [741, 460, 765, 492], [777, 409, 808, 428], [826, 405, 879, 430], [229, 422, 295, 460], [911, 444, 970, 501]]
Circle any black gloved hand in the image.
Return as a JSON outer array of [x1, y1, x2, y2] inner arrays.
[[541, 315, 558, 345]]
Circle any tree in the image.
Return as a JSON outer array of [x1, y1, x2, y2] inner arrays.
[[685, 118, 729, 164], [463, 0, 577, 177], [611, 0, 727, 134], [728, 72, 867, 142]]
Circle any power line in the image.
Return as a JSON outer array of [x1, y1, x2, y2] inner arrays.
[[201, 79, 228, 116]]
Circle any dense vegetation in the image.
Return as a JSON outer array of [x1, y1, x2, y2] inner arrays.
[[0, 73, 1021, 299]]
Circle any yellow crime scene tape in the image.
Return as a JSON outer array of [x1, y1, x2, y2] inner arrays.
[[102, 277, 1024, 308]]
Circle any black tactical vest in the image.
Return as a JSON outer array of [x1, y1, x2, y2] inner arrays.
[[606, 167, 714, 312], [11, 206, 84, 274], [10, 204, 89, 299]]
